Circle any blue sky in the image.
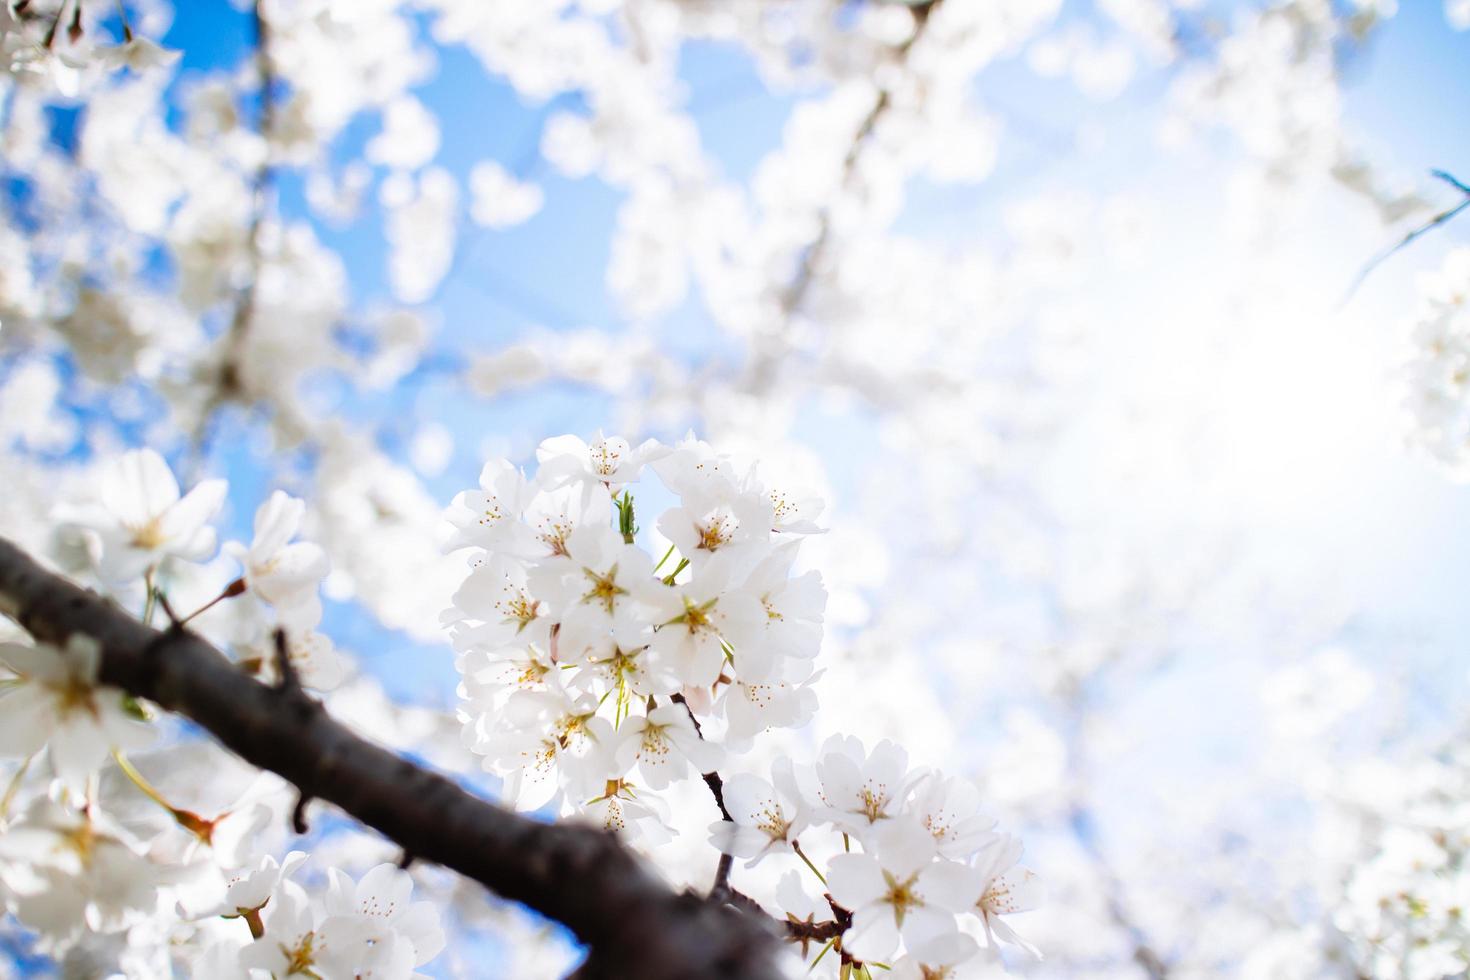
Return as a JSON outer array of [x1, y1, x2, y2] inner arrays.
[[152, 2, 1470, 754]]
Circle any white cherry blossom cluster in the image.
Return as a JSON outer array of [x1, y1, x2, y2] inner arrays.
[[445, 432, 825, 821], [1242, 745, 1470, 980], [226, 860, 446, 980], [1404, 247, 1470, 479], [729, 738, 1043, 976], [444, 433, 1040, 974], [1, 0, 179, 95], [52, 447, 345, 689], [0, 445, 451, 975]]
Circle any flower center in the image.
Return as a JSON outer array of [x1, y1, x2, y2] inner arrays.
[[497, 591, 541, 632], [882, 870, 924, 928], [129, 518, 166, 550], [696, 516, 732, 551], [580, 565, 626, 613], [281, 932, 318, 975]]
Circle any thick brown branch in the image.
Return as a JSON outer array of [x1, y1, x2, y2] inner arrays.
[[0, 537, 783, 980]]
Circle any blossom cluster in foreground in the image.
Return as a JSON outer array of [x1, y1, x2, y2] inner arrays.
[[445, 433, 1041, 974], [0, 435, 1039, 976], [1, 448, 418, 976]]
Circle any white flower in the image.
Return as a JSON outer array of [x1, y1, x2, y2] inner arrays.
[[970, 834, 1043, 957], [458, 645, 554, 702], [612, 702, 722, 791], [575, 623, 678, 697], [239, 880, 320, 977], [317, 863, 446, 978], [202, 850, 307, 919], [469, 160, 544, 228], [809, 734, 917, 840], [710, 758, 807, 867], [656, 487, 773, 570], [99, 37, 181, 73], [444, 460, 534, 554], [827, 819, 984, 964], [910, 772, 997, 860], [582, 780, 676, 846], [765, 482, 826, 535], [650, 435, 745, 499], [0, 636, 152, 791], [57, 448, 227, 583], [227, 491, 329, 629], [717, 664, 819, 743], [738, 543, 826, 680], [535, 432, 665, 489], [640, 552, 765, 687], [521, 481, 615, 560], [474, 690, 614, 810], [889, 932, 983, 980], [528, 524, 654, 661], [448, 554, 550, 654], [0, 797, 168, 948]]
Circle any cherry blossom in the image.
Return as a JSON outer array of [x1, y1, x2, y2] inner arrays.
[[710, 760, 808, 868], [227, 490, 330, 629], [826, 819, 984, 964], [0, 635, 152, 792], [55, 448, 226, 583]]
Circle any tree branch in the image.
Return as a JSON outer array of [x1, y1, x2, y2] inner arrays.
[[1344, 169, 1470, 302], [670, 691, 735, 896], [778, 0, 940, 320], [0, 536, 783, 980]]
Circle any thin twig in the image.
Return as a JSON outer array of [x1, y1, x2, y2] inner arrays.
[[1344, 169, 1470, 303], [671, 691, 736, 895]]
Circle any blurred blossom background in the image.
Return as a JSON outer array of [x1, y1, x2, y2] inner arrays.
[[4, 0, 1470, 976]]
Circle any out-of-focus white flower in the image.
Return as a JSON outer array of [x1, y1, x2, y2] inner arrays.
[[1404, 248, 1470, 478], [99, 37, 181, 73], [210, 850, 307, 918], [0, 636, 152, 791], [227, 491, 329, 629], [469, 160, 543, 228], [238, 880, 319, 977], [318, 862, 446, 977], [381, 167, 458, 304], [56, 448, 226, 583], [367, 96, 441, 171], [0, 797, 168, 949]]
